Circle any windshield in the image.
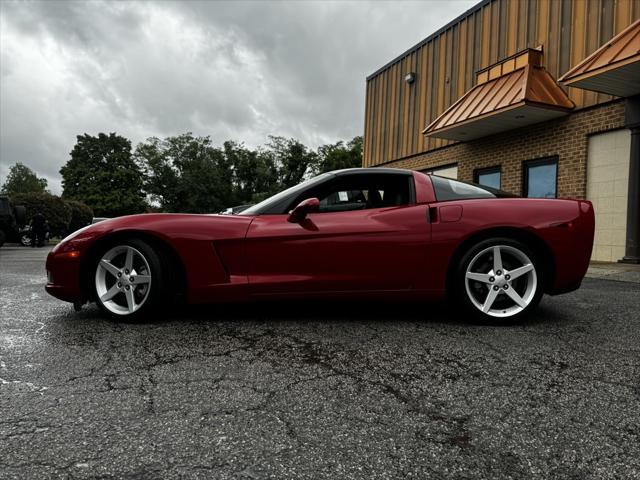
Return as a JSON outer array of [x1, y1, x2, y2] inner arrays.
[[240, 173, 333, 215]]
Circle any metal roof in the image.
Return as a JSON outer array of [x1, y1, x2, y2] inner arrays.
[[423, 51, 574, 142], [559, 19, 640, 98]]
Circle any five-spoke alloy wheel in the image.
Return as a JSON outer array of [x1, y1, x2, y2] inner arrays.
[[457, 238, 543, 321], [93, 239, 165, 320]]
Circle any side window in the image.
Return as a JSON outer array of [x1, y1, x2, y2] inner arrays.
[[0, 197, 9, 214], [318, 189, 368, 212], [295, 174, 412, 213], [430, 175, 497, 201]]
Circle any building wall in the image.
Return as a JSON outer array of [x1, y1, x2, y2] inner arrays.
[[376, 100, 626, 199], [587, 129, 631, 261], [363, 0, 640, 167]]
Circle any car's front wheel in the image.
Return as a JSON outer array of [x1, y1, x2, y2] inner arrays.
[[456, 238, 543, 322], [93, 239, 165, 320]]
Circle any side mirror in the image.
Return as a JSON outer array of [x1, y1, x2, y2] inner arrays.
[[288, 198, 320, 223]]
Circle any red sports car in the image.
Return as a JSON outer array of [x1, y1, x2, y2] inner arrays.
[[46, 168, 595, 322]]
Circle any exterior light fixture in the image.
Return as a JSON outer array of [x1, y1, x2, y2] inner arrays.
[[404, 72, 416, 84]]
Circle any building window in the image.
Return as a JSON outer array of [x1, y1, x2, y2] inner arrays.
[[474, 166, 501, 189], [421, 163, 458, 179], [523, 157, 558, 198]]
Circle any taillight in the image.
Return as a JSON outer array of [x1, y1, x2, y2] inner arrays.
[[579, 201, 592, 213]]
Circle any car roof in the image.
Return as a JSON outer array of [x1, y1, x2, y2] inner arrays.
[[331, 167, 414, 177]]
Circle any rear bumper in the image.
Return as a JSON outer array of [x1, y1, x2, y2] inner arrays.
[[547, 200, 595, 294]]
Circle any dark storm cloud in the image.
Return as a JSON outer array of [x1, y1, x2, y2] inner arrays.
[[0, 0, 476, 193]]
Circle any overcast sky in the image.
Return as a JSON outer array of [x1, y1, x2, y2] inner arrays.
[[1, 0, 476, 194]]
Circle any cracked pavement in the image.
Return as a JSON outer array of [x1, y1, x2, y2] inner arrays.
[[1, 246, 639, 479]]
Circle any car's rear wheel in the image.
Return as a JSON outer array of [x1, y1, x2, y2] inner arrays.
[[93, 239, 165, 320], [456, 238, 543, 322]]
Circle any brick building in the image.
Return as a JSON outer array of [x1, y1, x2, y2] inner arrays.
[[363, 0, 640, 263]]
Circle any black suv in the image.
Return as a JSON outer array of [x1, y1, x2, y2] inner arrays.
[[0, 195, 26, 247]]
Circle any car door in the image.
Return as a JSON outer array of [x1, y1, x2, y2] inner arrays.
[[244, 173, 431, 296]]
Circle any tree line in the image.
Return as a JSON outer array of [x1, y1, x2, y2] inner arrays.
[[1, 132, 363, 222], [0, 163, 91, 236]]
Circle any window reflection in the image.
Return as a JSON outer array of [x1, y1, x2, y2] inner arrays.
[[475, 169, 501, 189], [525, 159, 557, 198]]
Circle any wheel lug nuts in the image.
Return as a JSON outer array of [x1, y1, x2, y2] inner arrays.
[[496, 270, 502, 276], [117, 282, 122, 288], [129, 277, 134, 282], [493, 285, 499, 291], [125, 285, 130, 290], [489, 277, 495, 282], [504, 285, 509, 290], [505, 274, 511, 280], [125, 269, 129, 274]]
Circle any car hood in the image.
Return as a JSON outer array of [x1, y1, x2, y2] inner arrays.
[[54, 213, 256, 253]]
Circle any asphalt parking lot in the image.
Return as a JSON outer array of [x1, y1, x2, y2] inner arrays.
[[1, 246, 639, 479]]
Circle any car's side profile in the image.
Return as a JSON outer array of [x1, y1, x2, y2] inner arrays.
[[46, 168, 595, 322]]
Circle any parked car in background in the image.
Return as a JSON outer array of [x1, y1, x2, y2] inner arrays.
[[19, 224, 50, 247], [45, 168, 595, 322], [0, 195, 26, 247]]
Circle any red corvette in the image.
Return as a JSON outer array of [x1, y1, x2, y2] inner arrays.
[[46, 168, 594, 321]]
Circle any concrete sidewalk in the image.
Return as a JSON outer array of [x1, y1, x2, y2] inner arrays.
[[586, 261, 640, 284]]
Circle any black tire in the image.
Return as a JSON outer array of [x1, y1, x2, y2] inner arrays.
[[0, 230, 5, 247], [454, 237, 544, 323], [92, 238, 168, 321]]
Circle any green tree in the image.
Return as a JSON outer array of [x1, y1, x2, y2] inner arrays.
[[1, 162, 48, 195], [315, 136, 363, 174], [264, 136, 317, 190], [60, 133, 146, 217], [224, 141, 278, 204], [12, 192, 71, 237], [135, 133, 232, 213], [65, 200, 94, 233], [135, 133, 362, 214]]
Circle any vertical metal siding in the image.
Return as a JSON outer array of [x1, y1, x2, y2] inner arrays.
[[569, 0, 587, 107], [507, 0, 518, 55], [559, 1, 572, 90], [527, 0, 538, 48], [363, 0, 640, 166], [363, 81, 371, 166]]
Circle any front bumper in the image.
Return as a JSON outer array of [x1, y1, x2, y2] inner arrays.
[[45, 249, 84, 303]]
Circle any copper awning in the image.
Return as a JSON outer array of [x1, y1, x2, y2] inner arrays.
[[424, 49, 575, 142], [559, 19, 640, 98]]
